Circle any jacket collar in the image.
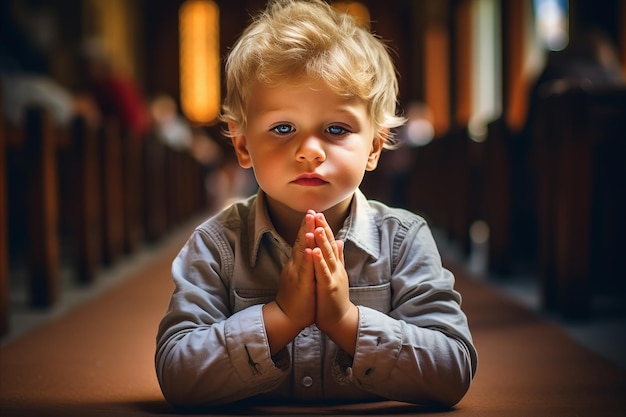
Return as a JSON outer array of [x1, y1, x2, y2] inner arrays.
[[248, 189, 380, 267]]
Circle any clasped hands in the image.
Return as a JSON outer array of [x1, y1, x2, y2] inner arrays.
[[271, 210, 358, 354]]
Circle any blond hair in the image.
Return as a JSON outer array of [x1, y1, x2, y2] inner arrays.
[[220, 0, 405, 147]]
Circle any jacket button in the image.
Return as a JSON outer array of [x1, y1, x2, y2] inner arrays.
[[302, 376, 313, 387]]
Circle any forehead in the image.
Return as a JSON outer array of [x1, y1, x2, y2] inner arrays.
[[248, 77, 362, 110]]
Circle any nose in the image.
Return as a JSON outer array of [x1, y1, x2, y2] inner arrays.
[[296, 134, 326, 162]]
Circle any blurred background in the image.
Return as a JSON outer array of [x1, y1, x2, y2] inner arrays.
[[1, 0, 625, 355]]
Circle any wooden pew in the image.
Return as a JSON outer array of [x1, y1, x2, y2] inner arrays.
[[2, 102, 209, 335], [361, 129, 478, 256], [446, 128, 484, 257], [481, 118, 513, 275], [25, 108, 62, 308], [400, 129, 481, 257], [57, 116, 102, 283], [142, 135, 169, 242], [0, 86, 8, 335], [4, 108, 62, 309], [99, 118, 126, 266], [161, 141, 209, 232], [121, 131, 144, 254], [58, 117, 148, 281], [177, 147, 208, 221], [5, 109, 136, 312], [405, 136, 449, 229], [533, 85, 626, 319]]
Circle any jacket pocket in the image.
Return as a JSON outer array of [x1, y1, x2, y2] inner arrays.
[[232, 288, 276, 312], [349, 282, 391, 314]]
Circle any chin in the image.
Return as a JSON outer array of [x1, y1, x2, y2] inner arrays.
[[269, 189, 353, 215], [296, 198, 349, 214], [280, 198, 333, 214]]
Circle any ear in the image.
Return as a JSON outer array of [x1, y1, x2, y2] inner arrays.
[[365, 130, 386, 171], [229, 122, 253, 169]]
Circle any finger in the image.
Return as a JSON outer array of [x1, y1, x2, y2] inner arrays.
[[311, 246, 331, 283], [293, 211, 316, 258], [306, 210, 316, 232], [305, 210, 316, 249], [300, 247, 315, 281], [305, 211, 317, 249], [315, 213, 338, 256], [305, 232, 315, 249], [314, 226, 339, 270]]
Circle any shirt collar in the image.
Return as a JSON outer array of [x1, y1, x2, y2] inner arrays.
[[248, 189, 380, 267], [248, 190, 282, 267], [337, 189, 380, 261]]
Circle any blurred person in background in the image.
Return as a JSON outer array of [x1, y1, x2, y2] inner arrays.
[[75, 38, 151, 138]]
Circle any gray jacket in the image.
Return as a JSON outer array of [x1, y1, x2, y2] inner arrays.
[[156, 189, 478, 407]]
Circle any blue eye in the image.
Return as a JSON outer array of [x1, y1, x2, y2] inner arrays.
[[327, 125, 349, 135], [271, 124, 295, 135]]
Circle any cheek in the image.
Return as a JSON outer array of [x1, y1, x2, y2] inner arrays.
[[331, 148, 371, 181], [249, 147, 286, 178]]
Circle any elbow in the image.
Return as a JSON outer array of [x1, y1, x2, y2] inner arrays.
[[408, 368, 472, 409], [156, 360, 198, 408], [157, 364, 224, 409], [435, 374, 472, 408], [429, 348, 476, 408], [155, 345, 257, 409], [409, 340, 477, 408], [155, 345, 210, 408]]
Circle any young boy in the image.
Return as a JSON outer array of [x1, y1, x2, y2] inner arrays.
[[156, 0, 477, 409]]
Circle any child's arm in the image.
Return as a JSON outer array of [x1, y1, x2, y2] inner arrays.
[[155, 226, 289, 408], [333, 217, 478, 407]]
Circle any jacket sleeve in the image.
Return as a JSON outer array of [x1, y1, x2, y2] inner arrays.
[[344, 220, 478, 407], [154, 229, 288, 408]]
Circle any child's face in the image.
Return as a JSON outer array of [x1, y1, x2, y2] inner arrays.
[[230, 78, 383, 215]]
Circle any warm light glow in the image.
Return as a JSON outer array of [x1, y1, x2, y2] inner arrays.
[[179, 0, 220, 124], [470, 220, 490, 245], [469, 0, 502, 142], [424, 23, 450, 136], [534, 0, 569, 51], [332, 2, 370, 28]]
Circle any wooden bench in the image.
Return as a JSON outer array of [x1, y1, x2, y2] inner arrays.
[[142, 134, 169, 242], [2, 109, 139, 331], [361, 129, 483, 258], [0, 86, 8, 335], [122, 129, 144, 254], [481, 118, 513, 275], [2, 103, 212, 336], [533, 85, 626, 318], [57, 116, 102, 283], [5, 107, 62, 309]]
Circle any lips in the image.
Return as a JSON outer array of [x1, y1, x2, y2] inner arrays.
[[292, 174, 328, 186]]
